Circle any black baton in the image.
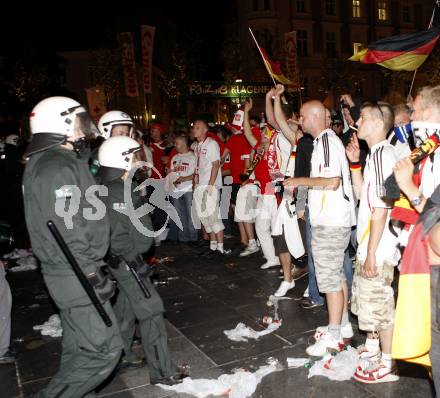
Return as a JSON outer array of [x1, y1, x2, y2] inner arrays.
[[47, 221, 113, 327], [126, 262, 151, 298]]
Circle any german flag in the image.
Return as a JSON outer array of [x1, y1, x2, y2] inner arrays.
[[349, 27, 440, 71], [259, 46, 292, 85], [392, 222, 431, 367], [390, 194, 419, 224]]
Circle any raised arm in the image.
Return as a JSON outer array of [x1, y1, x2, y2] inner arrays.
[[265, 88, 280, 130], [346, 133, 363, 200], [243, 99, 258, 148], [274, 84, 297, 146]]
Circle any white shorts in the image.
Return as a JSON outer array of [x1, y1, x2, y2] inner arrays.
[[192, 185, 224, 234], [234, 184, 259, 223]]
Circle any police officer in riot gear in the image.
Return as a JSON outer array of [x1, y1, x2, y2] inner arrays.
[[98, 136, 184, 385], [89, 111, 135, 176], [22, 96, 123, 398]]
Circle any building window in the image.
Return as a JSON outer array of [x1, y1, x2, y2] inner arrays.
[[326, 32, 337, 57], [253, 0, 259, 11], [297, 30, 308, 56], [352, 0, 361, 18], [402, 5, 411, 22], [264, 0, 270, 11], [353, 42, 363, 54], [297, 0, 306, 13], [378, 1, 387, 21], [325, 0, 335, 16]]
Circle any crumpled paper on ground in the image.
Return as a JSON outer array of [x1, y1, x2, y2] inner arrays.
[[9, 256, 38, 272], [33, 315, 63, 337], [286, 358, 309, 368], [3, 248, 33, 260], [224, 321, 281, 342], [308, 346, 359, 381], [158, 363, 277, 398]]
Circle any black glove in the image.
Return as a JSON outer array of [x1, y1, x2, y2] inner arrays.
[[87, 268, 116, 302]]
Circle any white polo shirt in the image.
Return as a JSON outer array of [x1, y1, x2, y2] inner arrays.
[[308, 129, 356, 228], [356, 141, 400, 265], [194, 137, 222, 188]]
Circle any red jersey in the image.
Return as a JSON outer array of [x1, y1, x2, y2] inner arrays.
[[225, 133, 252, 184], [253, 132, 282, 195], [207, 131, 225, 156], [166, 147, 178, 171], [150, 141, 166, 179]]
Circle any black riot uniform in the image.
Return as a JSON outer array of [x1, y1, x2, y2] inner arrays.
[[22, 97, 122, 398], [98, 159, 180, 385]]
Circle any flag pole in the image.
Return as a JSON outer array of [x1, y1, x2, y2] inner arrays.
[[408, 0, 438, 97], [249, 27, 288, 104], [249, 27, 278, 88]]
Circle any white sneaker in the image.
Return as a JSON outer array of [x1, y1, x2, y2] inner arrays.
[[274, 280, 295, 297], [260, 260, 280, 269], [357, 343, 381, 361], [354, 361, 399, 384], [314, 323, 354, 340], [306, 330, 344, 357], [239, 245, 259, 257]]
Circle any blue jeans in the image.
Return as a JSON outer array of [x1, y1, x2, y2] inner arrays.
[[305, 207, 353, 304], [305, 207, 324, 305], [171, 192, 198, 242]]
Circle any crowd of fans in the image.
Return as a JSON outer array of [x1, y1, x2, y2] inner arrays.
[[2, 83, 440, 391]]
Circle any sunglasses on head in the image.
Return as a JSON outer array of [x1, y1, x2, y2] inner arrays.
[[365, 100, 384, 120]]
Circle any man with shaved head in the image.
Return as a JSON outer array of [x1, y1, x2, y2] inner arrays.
[[284, 100, 356, 357]]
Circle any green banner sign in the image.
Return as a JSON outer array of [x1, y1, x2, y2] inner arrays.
[[186, 82, 274, 98]]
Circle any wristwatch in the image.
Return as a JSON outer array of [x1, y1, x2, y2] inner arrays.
[[410, 193, 423, 207]]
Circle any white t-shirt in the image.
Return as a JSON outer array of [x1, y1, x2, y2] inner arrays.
[[194, 137, 222, 188], [356, 141, 400, 265], [168, 151, 196, 193], [308, 129, 356, 227]]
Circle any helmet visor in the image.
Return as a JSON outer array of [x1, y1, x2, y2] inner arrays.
[[75, 111, 100, 139]]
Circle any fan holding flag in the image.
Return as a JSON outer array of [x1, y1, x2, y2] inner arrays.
[[391, 84, 440, 393]]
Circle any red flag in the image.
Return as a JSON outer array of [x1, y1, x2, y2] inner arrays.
[[118, 32, 139, 97], [284, 31, 300, 91], [141, 25, 156, 94]]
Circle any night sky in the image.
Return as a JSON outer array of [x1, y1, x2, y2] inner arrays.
[[0, 2, 234, 80]]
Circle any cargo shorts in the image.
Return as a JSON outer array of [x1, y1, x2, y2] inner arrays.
[[311, 226, 351, 293], [351, 260, 395, 332]]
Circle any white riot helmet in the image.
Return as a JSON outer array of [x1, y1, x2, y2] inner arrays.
[[97, 136, 141, 182], [5, 134, 19, 146], [25, 96, 98, 157], [98, 111, 134, 140]]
